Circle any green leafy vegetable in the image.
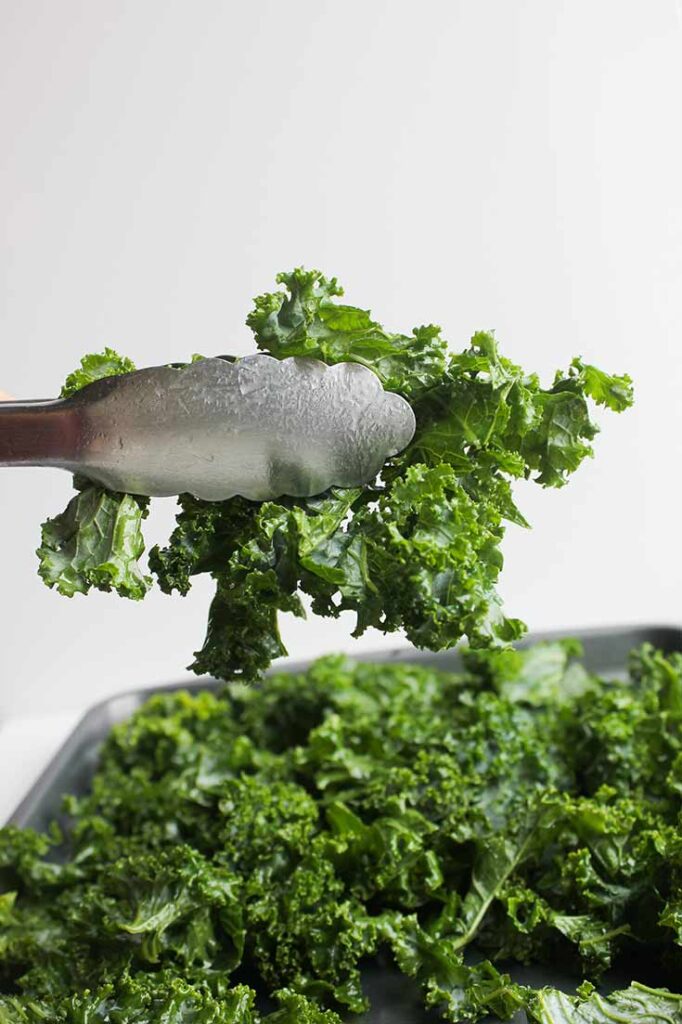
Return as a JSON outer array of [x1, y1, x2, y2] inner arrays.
[[38, 348, 151, 601], [37, 268, 632, 679], [59, 347, 136, 399], [37, 481, 150, 599], [0, 975, 342, 1022], [2, 641, 682, 1020], [530, 981, 682, 1023], [247, 268, 450, 398]]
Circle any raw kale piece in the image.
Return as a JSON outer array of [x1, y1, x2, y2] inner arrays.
[[530, 981, 682, 1023], [37, 348, 151, 601], [247, 268, 450, 398], [59, 348, 136, 398], [0, 975, 342, 1022], [36, 269, 632, 680], [37, 481, 150, 600], [2, 642, 682, 1020]]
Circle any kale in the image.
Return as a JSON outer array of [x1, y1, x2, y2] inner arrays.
[[529, 981, 682, 1023], [37, 481, 150, 600], [2, 642, 682, 1020], [36, 268, 631, 680], [36, 348, 151, 602], [0, 975, 343, 1022]]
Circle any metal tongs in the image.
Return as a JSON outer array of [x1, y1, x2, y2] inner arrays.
[[0, 355, 415, 501]]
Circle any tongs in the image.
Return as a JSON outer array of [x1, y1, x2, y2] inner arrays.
[[0, 355, 415, 501]]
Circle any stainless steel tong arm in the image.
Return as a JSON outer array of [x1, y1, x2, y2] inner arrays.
[[0, 355, 416, 501]]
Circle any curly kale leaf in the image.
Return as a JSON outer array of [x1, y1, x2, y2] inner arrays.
[[565, 358, 635, 413], [264, 990, 342, 1023], [93, 846, 244, 969], [37, 270, 632, 679], [190, 577, 297, 680], [0, 976, 340, 1023], [37, 482, 150, 600], [247, 268, 449, 399], [402, 331, 633, 489], [530, 981, 682, 1023], [379, 914, 527, 1020], [38, 350, 151, 601], [59, 348, 136, 399]]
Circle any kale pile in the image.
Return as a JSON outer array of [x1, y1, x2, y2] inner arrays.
[[3, 642, 682, 1021], [37, 269, 632, 681]]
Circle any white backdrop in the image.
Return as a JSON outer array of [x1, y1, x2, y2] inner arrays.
[[1, 0, 681, 717]]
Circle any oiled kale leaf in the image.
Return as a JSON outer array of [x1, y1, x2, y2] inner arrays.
[[59, 347, 136, 398], [530, 982, 682, 1023], [37, 481, 150, 600], [0, 976, 342, 1023], [247, 268, 450, 398], [38, 269, 632, 679], [37, 350, 151, 601]]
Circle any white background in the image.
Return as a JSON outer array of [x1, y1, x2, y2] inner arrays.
[[1, 0, 681, 728]]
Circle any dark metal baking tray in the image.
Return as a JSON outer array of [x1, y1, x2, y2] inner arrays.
[[7, 624, 682, 1023]]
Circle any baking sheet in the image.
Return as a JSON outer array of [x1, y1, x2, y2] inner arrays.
[[8, 625, 682, 1022]]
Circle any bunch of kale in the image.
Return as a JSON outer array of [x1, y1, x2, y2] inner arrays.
[[37, 269, 632, 681]]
